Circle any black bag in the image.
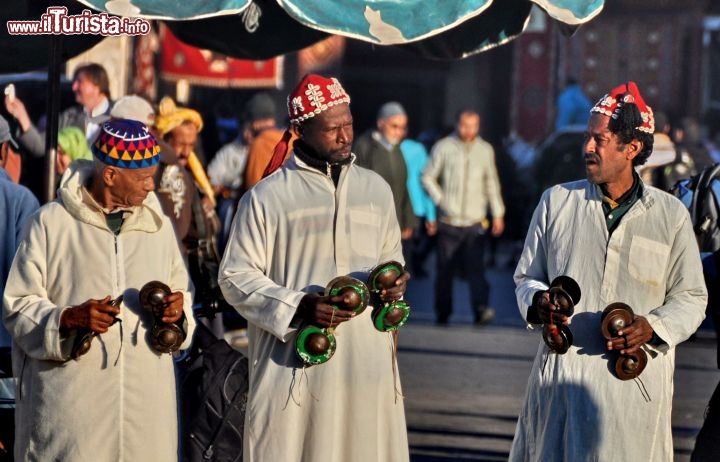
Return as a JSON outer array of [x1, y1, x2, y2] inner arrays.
[[691, 378, 720, 461], [674, 164, 720, 369], [672, 163, 720, 253], [178, 323, 248, 462]]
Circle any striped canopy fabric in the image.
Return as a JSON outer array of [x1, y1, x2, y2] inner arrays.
[[75, 0, 604, 59]]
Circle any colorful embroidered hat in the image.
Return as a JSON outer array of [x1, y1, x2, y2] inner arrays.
[[92, 119, 161, 169], [262, 75, 350, 178], [287, 74, 351, 124], [590, 82, 654, 134]]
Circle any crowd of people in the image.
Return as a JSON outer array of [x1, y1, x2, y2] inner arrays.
[[1, 62, 719, 461]]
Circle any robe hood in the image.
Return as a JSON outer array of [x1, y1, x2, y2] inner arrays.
[[57, 160, 164, 234]]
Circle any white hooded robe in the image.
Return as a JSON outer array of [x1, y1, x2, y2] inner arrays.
[[3, 161, 195, 462], [219, 154, 409, 462]]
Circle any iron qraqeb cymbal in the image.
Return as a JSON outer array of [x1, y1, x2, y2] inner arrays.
[[601, 302, 634, 340], [139, 281, 171, 314], [542, 323, 573, 354], [367, 261, 411, 331], [295, 325, 336, 366], [615, 350, 648, 380], [139, 280, 185, 354], [372, 300, 411, 332], [325, 276, 369, 314], [548, 275, 581, 317], [600, 302, 648, 380], [367, 261, 404, 293]]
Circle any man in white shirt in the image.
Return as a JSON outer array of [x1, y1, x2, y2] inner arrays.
[[4, 63, 112, 157]]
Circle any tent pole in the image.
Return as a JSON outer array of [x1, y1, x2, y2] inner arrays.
[[43, 34, 63, 203]]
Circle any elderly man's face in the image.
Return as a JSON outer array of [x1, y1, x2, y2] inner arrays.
[[583, 113, 636, 186], [299, 104, 353, 164], [167, 122, 199, 168], [378, 114, 407, 146], [107, 164, 158, 208]]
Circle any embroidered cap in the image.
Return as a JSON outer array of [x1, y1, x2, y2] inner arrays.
[[92, 119, 161, 169], [590, 81, 654, 134], [262, 74, 350, 179], [287, 74, 351, 124]]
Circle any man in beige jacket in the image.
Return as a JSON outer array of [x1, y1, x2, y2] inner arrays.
[[422, 109, 505, 326]]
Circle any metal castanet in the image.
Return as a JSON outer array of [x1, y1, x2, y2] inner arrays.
[[325, 276, 369, 315], [367, 261, 411, 332], [139, 281, 186, 354], [294, 276, 368, 366], [542, 276, 581, 354], [295, 325, 337, 366], [601, 302, 648, 380]]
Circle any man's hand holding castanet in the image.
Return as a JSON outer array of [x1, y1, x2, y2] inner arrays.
[[297, 293, 356, 328], [60, 296, 121, 335], [160, 291, 185, 324], [606, 315, 654, 355]]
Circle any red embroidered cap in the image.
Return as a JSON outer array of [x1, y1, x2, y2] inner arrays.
[[287, 74, 351, 124], [590, 81, 654, 134]]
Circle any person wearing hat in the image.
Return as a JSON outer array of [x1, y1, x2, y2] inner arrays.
[[0, 113, 24, 184], [0, 114, 39, 457], [354, 102, 418, 264], [219, 74, 411, 462], [510, 82, 707, 461], [154, 97, 226, 312], [3, 119, 195, 461], [422, 109, 505, 327], [109, 94, 197, 245]]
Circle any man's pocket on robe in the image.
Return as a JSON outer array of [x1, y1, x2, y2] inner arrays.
[[628, 236, 670, 287]]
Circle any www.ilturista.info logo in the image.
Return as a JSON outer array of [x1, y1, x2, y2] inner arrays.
[[7, 7, 151, 36]]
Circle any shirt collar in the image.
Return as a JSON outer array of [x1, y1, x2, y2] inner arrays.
[[598, 173, 643, 210], [371, 130, 394, 151], [85, 97, 110, 118]]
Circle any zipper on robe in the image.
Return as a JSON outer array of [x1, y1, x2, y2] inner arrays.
[[113, 232, 126, 460]]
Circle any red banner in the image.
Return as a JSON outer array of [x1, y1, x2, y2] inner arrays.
[[160, 26, 282, 89]]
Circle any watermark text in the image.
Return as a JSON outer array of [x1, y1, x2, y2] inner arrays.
[[7, 7, 151, 36]]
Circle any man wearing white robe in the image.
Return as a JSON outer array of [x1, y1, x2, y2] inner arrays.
[[219, 74, 410, 462], [3, 119, 194, 461], [511, 82, 707, 461]]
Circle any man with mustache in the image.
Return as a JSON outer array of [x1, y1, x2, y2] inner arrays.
[[219, 74, 411, 462], [510, 82, 707, 461]]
